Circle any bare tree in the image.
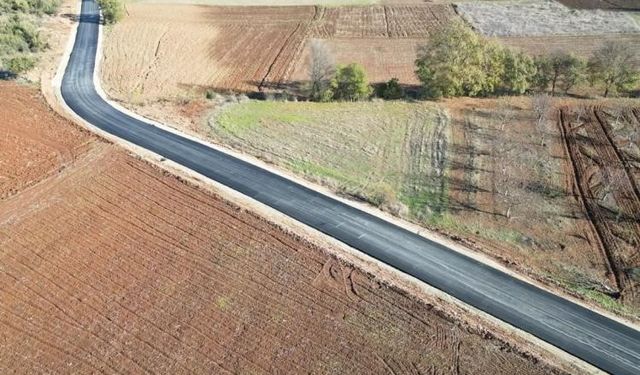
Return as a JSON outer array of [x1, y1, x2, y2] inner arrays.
[[531, 93, 553, 146], [496, 98, 514, 131], [308, 39, 335, 101]]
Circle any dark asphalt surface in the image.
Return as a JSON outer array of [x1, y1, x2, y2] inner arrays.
[[61, 1, 640, 373]]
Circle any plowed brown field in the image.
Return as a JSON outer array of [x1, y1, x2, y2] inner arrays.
[[0, 82, 93, 199], [100, 3, 458, 101], [0, 86, 565, 374], [497, 34, 640, 65], [559, 106, 640, 306]]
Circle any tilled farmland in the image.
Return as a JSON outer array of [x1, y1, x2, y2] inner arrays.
[[0, 82, 93, 199], [559, 106, 640, 306], [0, 144, 564, 374], [100, 3, 458, 101]]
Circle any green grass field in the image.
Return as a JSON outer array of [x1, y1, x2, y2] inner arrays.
[[208, 100, 450, 220]]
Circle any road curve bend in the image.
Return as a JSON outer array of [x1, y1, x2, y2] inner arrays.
[[61, 1, 640, 373]]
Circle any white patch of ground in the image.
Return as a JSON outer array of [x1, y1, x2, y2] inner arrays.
[[456, 0, 640, 36]]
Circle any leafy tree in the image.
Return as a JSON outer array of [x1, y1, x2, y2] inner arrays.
[[559, 54, 586, 94], [415, 20, 486, 98], [588, 42, 639, 97], [502, 50, 536, 94], [533, 52, 587, 95], [532, 55, 553, 92], [98, 0, 124, 24], [378, 78, 404, 99], [326, 63, 372, 101]]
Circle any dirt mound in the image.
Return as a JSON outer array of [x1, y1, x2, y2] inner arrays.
[[0, 82, 93, 199]]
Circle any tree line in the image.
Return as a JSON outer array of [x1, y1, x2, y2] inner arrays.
[[308, 20, 639, 102]]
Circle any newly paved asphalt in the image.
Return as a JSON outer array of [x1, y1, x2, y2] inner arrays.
[[61, 1, 640, 373]]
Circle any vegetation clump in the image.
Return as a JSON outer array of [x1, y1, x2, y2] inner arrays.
[[415, 20, 639, 98], [98, 0, 125, 25], [0, 9, 52, 76]]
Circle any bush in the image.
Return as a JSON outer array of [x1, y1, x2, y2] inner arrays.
[[1, 0, 61, 15], [325, 63, 372, 101], [378, 78, 405, 99], [5, 54, 36, 74], [98, 0, 124, 24]]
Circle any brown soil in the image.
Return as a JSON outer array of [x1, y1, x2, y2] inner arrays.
[[497, 34, 640, 64], [100, 3, 457, 102], [0, 147, 565, 375], [559, 105, 640, 306], [0, 82, 93, 199], [442, 98, 621, 306]]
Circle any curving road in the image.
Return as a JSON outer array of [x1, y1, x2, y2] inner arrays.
[[61, 0, 640, 373]]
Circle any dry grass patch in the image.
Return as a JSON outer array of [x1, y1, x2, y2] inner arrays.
[[207, 100, 450, 217]]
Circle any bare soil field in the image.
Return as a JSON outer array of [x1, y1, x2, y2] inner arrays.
[[291, 38, 423, 85], [557, 0, 640, 10], [101, 4, 315, 100], [0, 82, 93, 200], [310, 4, 456, 38], [101, 3, 457, 101], [0, 115, 565, 374], [558, 106, 640, 306], [456, 0, 640, 36], [497, 34, 640, 65]]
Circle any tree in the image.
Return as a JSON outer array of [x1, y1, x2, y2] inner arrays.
[[534, 52, 587, 96], [415, 20, 486, 98], [378, 78, 404, 99], [98, 0, 124, 24], [308, 39, 335, 101], [588, 42, 639, 97], [503, 49, 536, 94], [559, 54, 586, 94], [327, 63, 372, 101]]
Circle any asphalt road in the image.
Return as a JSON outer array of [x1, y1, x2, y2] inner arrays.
[[60, 1, 640, 373]]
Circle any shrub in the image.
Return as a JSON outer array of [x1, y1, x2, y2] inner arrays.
[[378, 78, 405, 100], [5, 55, 36, 74], [326, 63, 372, 101], [1, 0, 61, 15], [98, 0, 124, 24]]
